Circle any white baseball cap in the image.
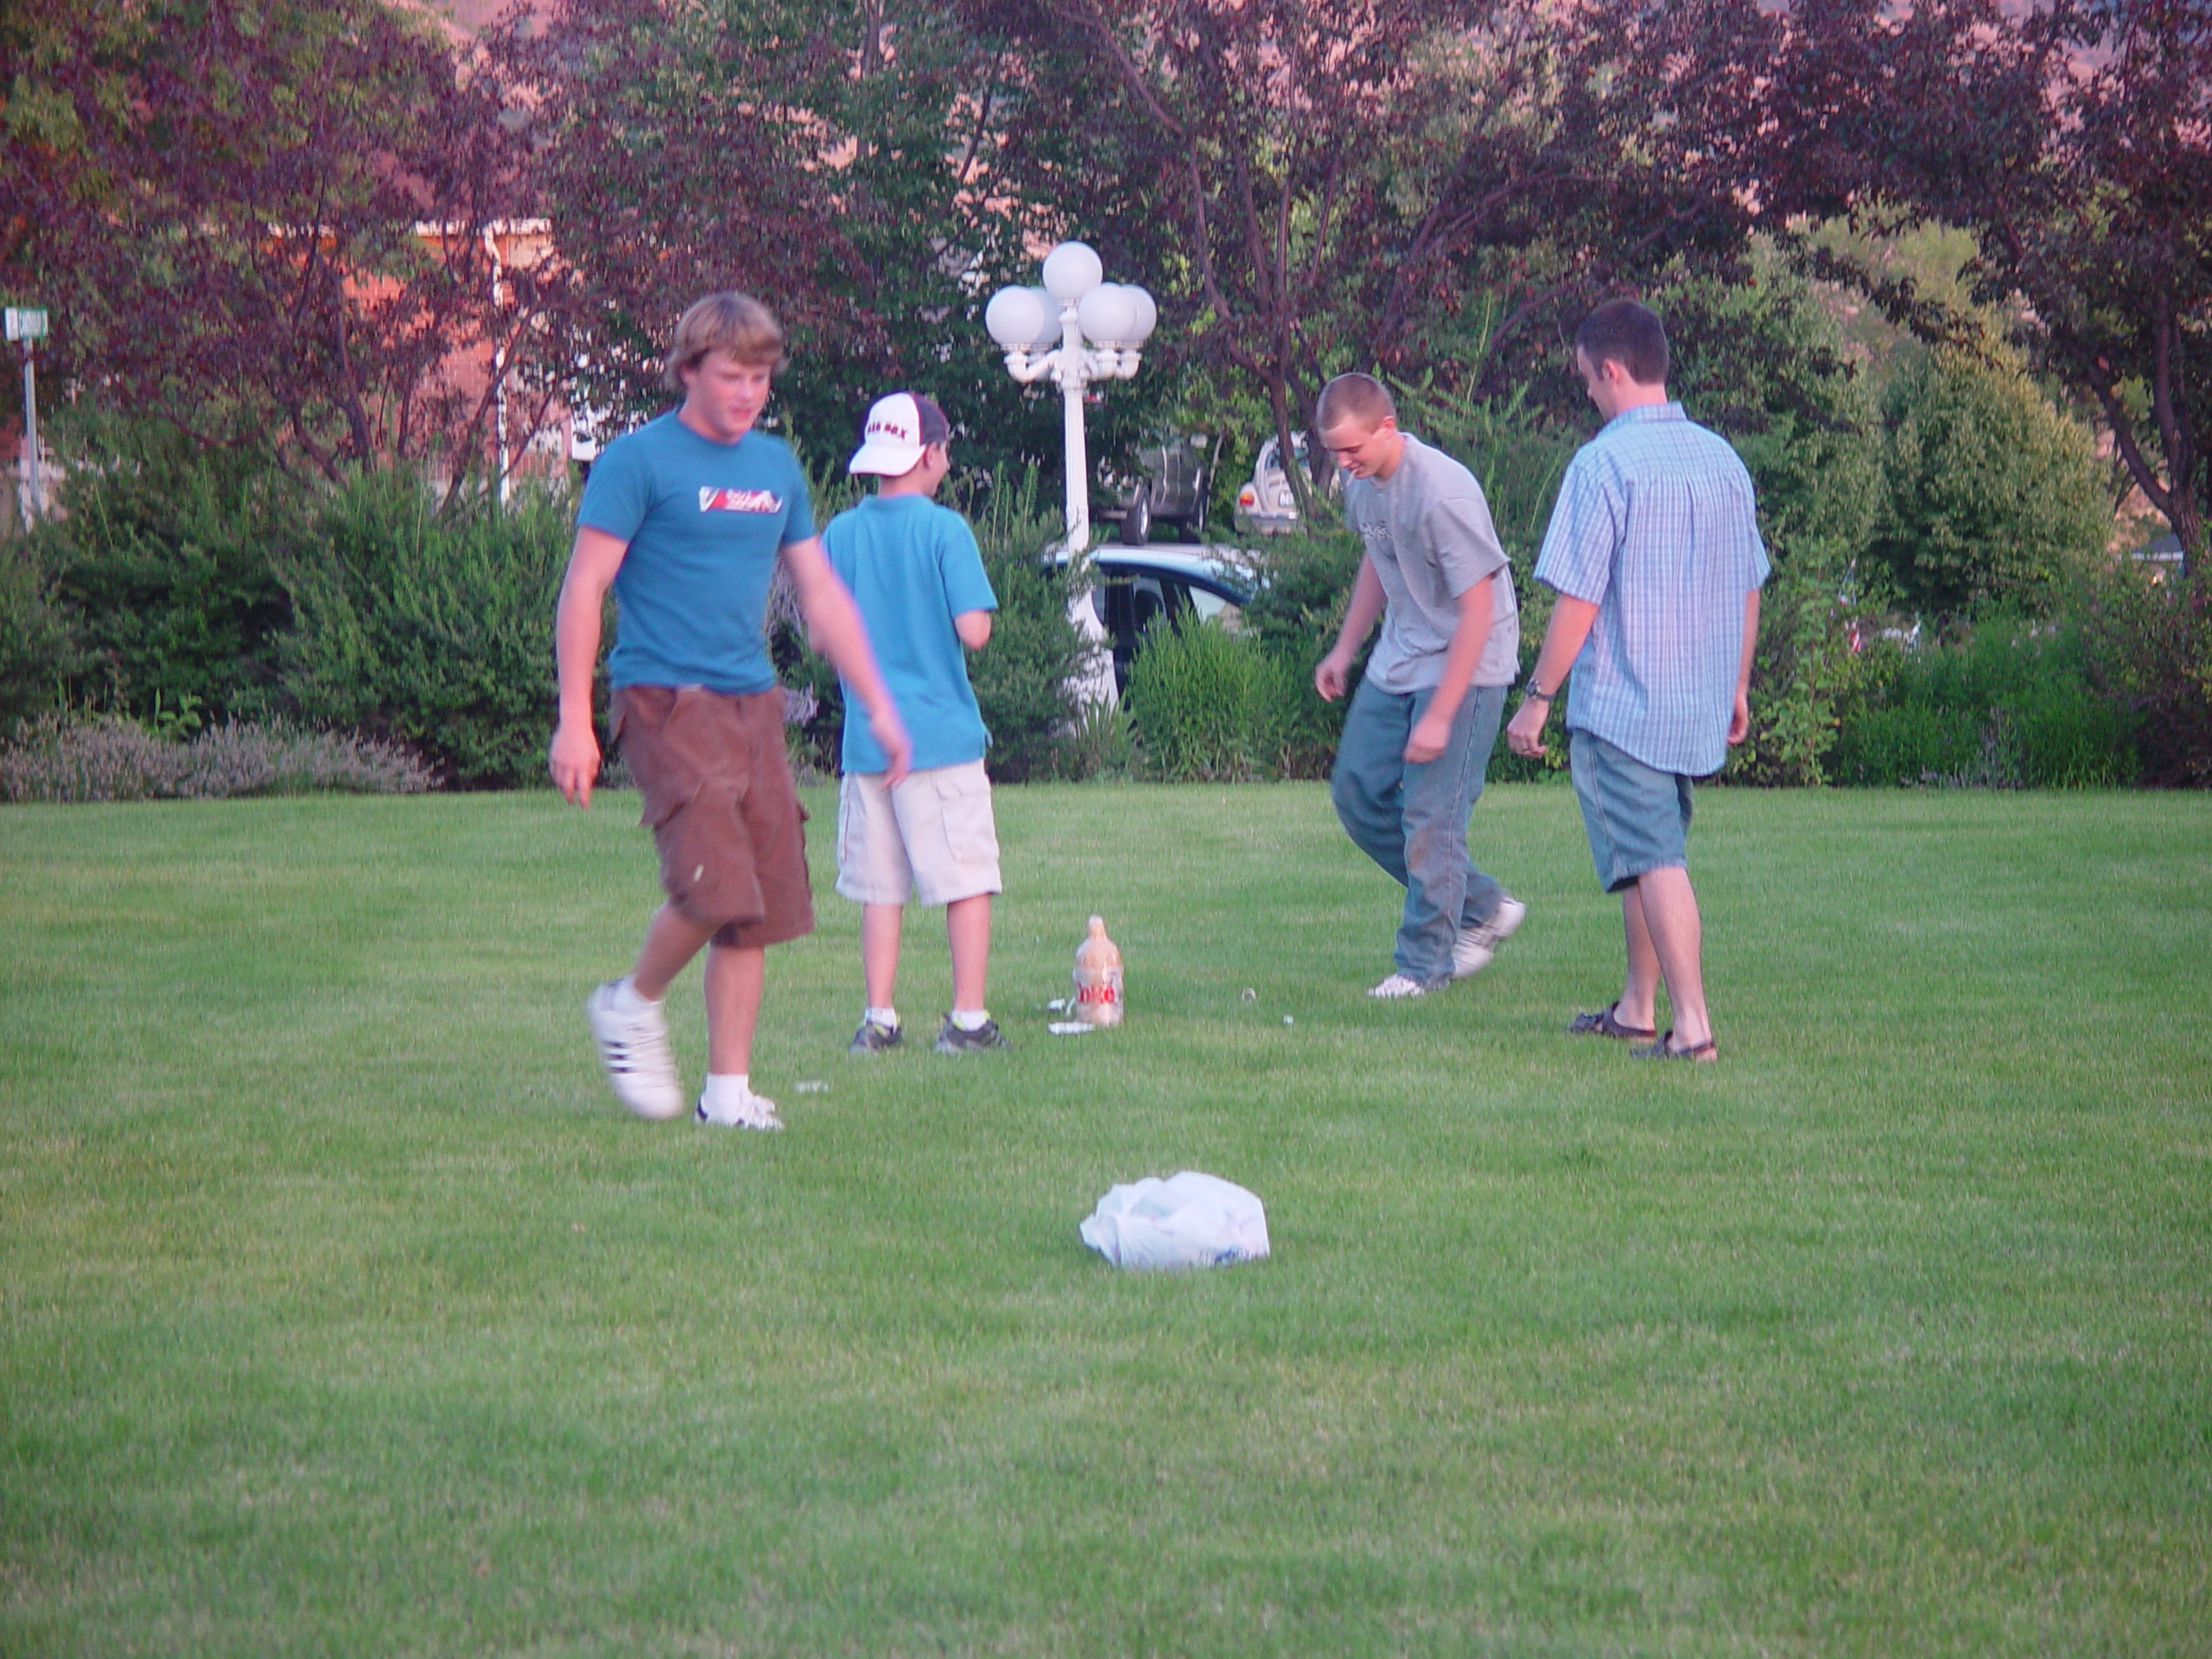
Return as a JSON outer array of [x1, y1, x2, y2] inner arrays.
[[848, 391, 951, 476]]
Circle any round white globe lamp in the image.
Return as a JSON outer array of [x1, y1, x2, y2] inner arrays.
[[1077, 283, 1142, 349], [985, 244, 1157, 555], [985, 286, 1053, 353], [1041, 241, 1104, 304]]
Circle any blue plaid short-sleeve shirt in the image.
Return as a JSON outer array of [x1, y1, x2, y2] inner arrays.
[[1533, 403, 1769, 776]]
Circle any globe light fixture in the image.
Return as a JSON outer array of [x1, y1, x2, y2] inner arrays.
[[986, 242, 1156, 554]]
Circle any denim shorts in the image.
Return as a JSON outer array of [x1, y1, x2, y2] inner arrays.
[[1568, 730, 1694, 893]]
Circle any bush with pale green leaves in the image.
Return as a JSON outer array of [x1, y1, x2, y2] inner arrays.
[[1872, 347, 2110, 619]]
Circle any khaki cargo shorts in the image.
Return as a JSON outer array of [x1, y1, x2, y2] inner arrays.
[[834, 759, 1002, 908], [611, 683, 813, 949]]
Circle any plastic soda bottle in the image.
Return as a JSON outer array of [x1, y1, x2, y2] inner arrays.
[[1072, 915, 1124, 1027]]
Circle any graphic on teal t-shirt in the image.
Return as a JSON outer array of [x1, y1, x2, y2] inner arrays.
[[823, 494, 998, 774], [578, 412, 816, 695]]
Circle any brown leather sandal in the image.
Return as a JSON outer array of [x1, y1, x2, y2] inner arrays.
[[1630, 1029, 1718, 1062], [1567, 1001, 1656, 1042]]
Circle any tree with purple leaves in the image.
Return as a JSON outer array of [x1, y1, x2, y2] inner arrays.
[[0, 0, 540, 481], [1754, 0, 2212, 569]]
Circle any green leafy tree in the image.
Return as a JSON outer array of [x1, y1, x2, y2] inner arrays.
[[1659, 252, 1884, 563], [1871, 346, 2111, 620]]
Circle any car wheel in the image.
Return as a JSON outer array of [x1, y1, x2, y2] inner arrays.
[[1125, 493, 1150, 546]]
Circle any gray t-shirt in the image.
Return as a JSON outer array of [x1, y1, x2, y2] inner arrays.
[[1342, 434, 1519, 694]]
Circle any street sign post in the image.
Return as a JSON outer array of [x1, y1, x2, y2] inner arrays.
[[6, 306, 48, 522]]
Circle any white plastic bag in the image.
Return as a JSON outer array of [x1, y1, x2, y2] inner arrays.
[[1078, 1171, 1270, 1271]]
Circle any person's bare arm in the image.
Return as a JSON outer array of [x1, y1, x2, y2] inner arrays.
[[1314, 555, 1387, 702], [1403, 579, 1495, 764], [1503, 594, 1600, 760], [1727, 588, 1761, 746], [955, 610, 993, 650], [780, 534, 912, 785], [550, 526, 628, 807]]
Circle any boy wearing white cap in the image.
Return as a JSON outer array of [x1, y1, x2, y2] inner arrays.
[[824, 391, 1007, 1055]]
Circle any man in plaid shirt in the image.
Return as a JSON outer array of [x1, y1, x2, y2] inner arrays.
[[1504, 299, 1769, 1061]]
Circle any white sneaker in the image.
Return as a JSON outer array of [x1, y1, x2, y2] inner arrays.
[[1367, 971, 1435, 999], [696, 1085, 784, 1131], [1452, 894, 1529, 978], [585, 981, 686, 1121]]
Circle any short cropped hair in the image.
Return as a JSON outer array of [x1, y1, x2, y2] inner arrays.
[[1315, 372, 1396, 433], [663, 291, 787, 391], [1575, 298, 1669, 386]]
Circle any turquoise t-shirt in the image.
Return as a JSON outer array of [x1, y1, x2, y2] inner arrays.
[[577, 412, 816, 695], [823, 494, 998, 774]]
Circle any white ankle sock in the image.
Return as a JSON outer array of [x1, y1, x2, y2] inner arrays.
[[865, 1006, 899, 1030], [702, 1072, 752, 1103], [612, 976, 658, 1013], [950, 1008, 989, 1031]]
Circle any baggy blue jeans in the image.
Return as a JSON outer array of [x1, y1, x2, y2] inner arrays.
[[1330, 677, 1510, 983]]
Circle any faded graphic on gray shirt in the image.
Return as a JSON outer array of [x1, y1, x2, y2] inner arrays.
[[1343, 434, 1519, 694]]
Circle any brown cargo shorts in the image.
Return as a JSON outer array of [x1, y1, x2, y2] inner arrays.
[[610, 683, 814, 950]]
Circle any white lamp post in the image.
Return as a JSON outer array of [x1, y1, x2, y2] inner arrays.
[[985, 242, 1156, 555]]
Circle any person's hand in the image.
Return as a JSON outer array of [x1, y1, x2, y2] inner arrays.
[[870, 703, 912, 789], [1505, 696, 1550, 760], [550, 718, 601, 807], [1403, 707, 1452, 765], [1314, 648, 1353, 702], [1726, 687, 1751, 746]]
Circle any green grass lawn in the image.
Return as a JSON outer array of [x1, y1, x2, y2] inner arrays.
[[3, 782, 2208, 1657]]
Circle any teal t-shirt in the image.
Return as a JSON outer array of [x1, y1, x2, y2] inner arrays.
[[823, 494, 998, 774], [577, 412, 816, 694]]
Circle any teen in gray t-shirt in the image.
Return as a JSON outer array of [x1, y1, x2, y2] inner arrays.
[[1313, 378, 1527, 999], [1343, 434, 1520, 694]]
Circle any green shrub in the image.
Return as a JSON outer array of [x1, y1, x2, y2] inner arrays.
[[1726, 552, 1894, 785], [1871, 347, 2111, 620], [1832, 613, 2135, 787], [967, 497, 1099, 782], [1234, 526, 1362, 779], [1658, 250, 1885, 559], [1124, 616, 1294, 782], [1054, 696, 1137, 782], [22, 421, 303, 722], [0, 538, 83, 722], [1395, 380, 1580, 565], [276, 470, 574, 788], [1834, 701, 1986, 787], [2082, 563, 2212, 788]]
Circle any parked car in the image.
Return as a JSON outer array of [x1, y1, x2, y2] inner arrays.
[[1087, 546, 1257, 694], [1232, 430, 1340, 536], [1098, 432, 1219, 546]]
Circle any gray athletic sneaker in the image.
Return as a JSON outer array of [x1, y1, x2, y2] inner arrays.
[[585, 981, 685, 1120], [933, 1016, 1009, 1054], [1452, 894, 1528, 978], [849, 1019, 904, 1054]]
